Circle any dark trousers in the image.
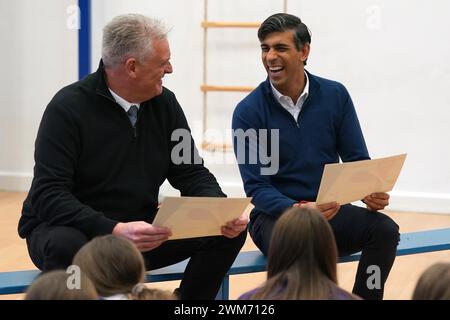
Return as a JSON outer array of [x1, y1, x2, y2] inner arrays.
[[26, 223, 247, 299], [248, 204, 400, 300]]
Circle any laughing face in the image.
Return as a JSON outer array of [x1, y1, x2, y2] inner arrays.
[[135, 38, 173, 101], [260, 30, 309, 99]]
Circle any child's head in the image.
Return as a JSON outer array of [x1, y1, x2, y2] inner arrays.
[[268, 206, 338, 281], [72, 234, 145, 297], [25, 270, 98, 300], [130, 283, 177, 300], [412, 262, 450, 300], [254, 206, 338, 299]]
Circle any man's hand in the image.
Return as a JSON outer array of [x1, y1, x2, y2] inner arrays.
[[112, 221, 172, 252], [363, 192, 390, 211], [295, 201, 340, 221], [221, 213, 249, 238]]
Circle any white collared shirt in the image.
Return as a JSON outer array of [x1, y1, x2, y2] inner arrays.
[[270, 71, 309, 122], [108, 88, 140, 112]]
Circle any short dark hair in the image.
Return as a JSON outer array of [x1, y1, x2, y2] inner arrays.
[[258, 13, 311, 65]]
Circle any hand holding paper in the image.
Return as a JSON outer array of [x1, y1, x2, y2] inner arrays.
[[112, 221, 172, 252], [316, 154, 407, 206], [295, 201, 340, 221], [221, 213, 250, 238], [153, 197, 252, 240], [363, 192, 390, 211]]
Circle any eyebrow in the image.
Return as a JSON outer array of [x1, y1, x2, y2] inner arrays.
[[260, 43, 291, 49]]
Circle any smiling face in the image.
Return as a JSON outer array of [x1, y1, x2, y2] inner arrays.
[[134, 38, 173, 101], [260, 30, 309, 99]]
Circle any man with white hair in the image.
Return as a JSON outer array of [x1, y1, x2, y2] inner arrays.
[[19, 14, 248, 299]]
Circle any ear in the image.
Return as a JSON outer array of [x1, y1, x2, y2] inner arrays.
[[300, 43, 310, 63], [124, 57, 138, 79]]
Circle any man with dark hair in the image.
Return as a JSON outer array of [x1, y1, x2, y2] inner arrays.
[[19, 14, 248, 300], [232, 13, 399, 300], [257, 13, 311, 64]]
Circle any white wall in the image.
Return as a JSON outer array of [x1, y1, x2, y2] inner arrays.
[[2, 0, 450, 214], [0, 0, 78, 190]]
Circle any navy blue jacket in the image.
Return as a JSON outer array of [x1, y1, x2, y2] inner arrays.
[[232, 71, 369, 218]]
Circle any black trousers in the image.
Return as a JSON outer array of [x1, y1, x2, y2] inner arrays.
[[26, 223, 247, 299], [248, 204, 400, 300]]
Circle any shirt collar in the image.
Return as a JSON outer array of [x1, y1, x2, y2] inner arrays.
[[108, 88, 140, 112], [270, 71, 309, 105]]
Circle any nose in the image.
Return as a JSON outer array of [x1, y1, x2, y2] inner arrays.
[[165, 61, 173, 74], [266, 48, 278, 62]]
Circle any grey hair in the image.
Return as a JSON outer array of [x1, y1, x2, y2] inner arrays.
[[102, 14, 169, 68]]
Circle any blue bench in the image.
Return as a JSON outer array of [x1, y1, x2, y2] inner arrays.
[[1, 227, 449, 298]]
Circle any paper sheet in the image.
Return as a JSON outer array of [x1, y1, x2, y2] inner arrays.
[[152, 197, 252, 240], [316, 154, 407, 205]]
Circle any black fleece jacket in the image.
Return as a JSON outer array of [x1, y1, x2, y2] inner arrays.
[[18, 63, 225, 239]]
